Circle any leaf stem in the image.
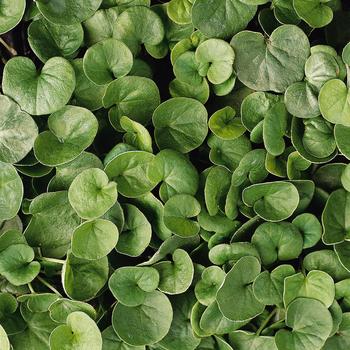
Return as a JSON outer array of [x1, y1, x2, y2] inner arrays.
[[37, 276, 62, 296], [39, 257, 65, 265], [256, 308, 278, 336], [27, 282, 35, 294], [0, 37, 17, 56]]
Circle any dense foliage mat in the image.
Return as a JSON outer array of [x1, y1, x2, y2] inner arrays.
[[0, 0, 350, 349]]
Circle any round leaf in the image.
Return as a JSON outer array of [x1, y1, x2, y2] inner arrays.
[[83, 39, 133, 85], [112, 291, 173, 346], [0, 162, 23, 222], [153, 97, 208, 153], [36, 0, 102, 25], [49, 311, 102, 350], [231, 25, 310, 92], [68, 168, 117, 220], [3, 56, 76, 116], [71, 219, 119, 260], [34, 106, 98, 166]]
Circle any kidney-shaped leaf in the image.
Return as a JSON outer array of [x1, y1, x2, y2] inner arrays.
[[216, 256, 264, 322], [322, 189, 350, 244], [34, 106, 98, 167], [113, 6, 164, 55], [164, 194, 201, 237], [109, 266, 159, 306], [275, 298, 333, 350], [153, 97, 208, 153], [112, 291, 173, 346], [154, 249, 194, 295], [0, 162, 23, 222], [68, 168, 117, 220], [71, 219, 119, 260], [49, 311, 102, 350], [104, 151, 162, 198], [283, 270, 335, 308], [36, 0, 102, 25], [242, 181, 299, 222], [0, 95, 38, 164], [191, 0, 257, 39], [231, 25, 310, 92], [3, 56, 76, 116], [83, 39, 133, 85]]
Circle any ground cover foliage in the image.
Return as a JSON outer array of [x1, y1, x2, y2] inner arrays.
[[0, 0, 350, 349]]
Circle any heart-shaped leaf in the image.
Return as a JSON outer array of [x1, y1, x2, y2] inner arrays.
[[231, 25, 310, 92], [3, 57, 76, 116]]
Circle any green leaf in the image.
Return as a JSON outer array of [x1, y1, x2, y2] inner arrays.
[[36, 0, 102, 25], [154, 249, 194, 294], [253, 265, 295, 306], [103, 76, 160, 129], [157, 149, 199, 202], [0, 244, 40, 286], [208, 135, 252, 171], [323, 312, 350, 349], [112, 291, 173, 346], [164, 194, 201, 237], [153, 97, 208, 153], [24, 191, 80, 258], [293, 0, 333, 28], [195, 266, 226, 306], [68, 168, 117, 220], [0, 162, 23, 222], [113, 5, 164, 55], [292, 213, 322, 248], [208, 107, 246, 140], [275, 298, 333, 350], [195, 39, 235, 84], [109, 266, 159, 306], [231, 25, 310, 92], [83, 7, 119, 46], [34, 106, 98, 167], [104, 151, 162, 198], [63, 252, 109, 301], [319, 79, 350, 126], [49, 298, 96, 323], [252, 222, 303, 266], [228, 331, 277, 350], [116, 204, 151, 257], [102, 326, 146, 350], [0, 324, 10, 350], [28, 18, 83, 62], [167, 0, 194, 25], [71, 219, 119, 260], [322, 189, 350, 244], [0, 0, 25, 34], [216, 256, 264, 322], [158, 291, 201, 350], [50, 311, 102, 350], [303, 250, 350, 281], [334, 124, 350, 160], [48, 151, 103, 191], [3, 56, 76, 116], [191, 0, 257, 39], [242, 181, 299, 222], [83, 39, 133, 85], [284, 82, 320, 119], [283, 270, 335, 308]]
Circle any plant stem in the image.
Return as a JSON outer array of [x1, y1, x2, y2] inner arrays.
[[37, 276, 62, 296], [39, 257, 65, 265], [27, 282, 35, 294], [0, 37, 17, 56], [256, 308, 278, 335]]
